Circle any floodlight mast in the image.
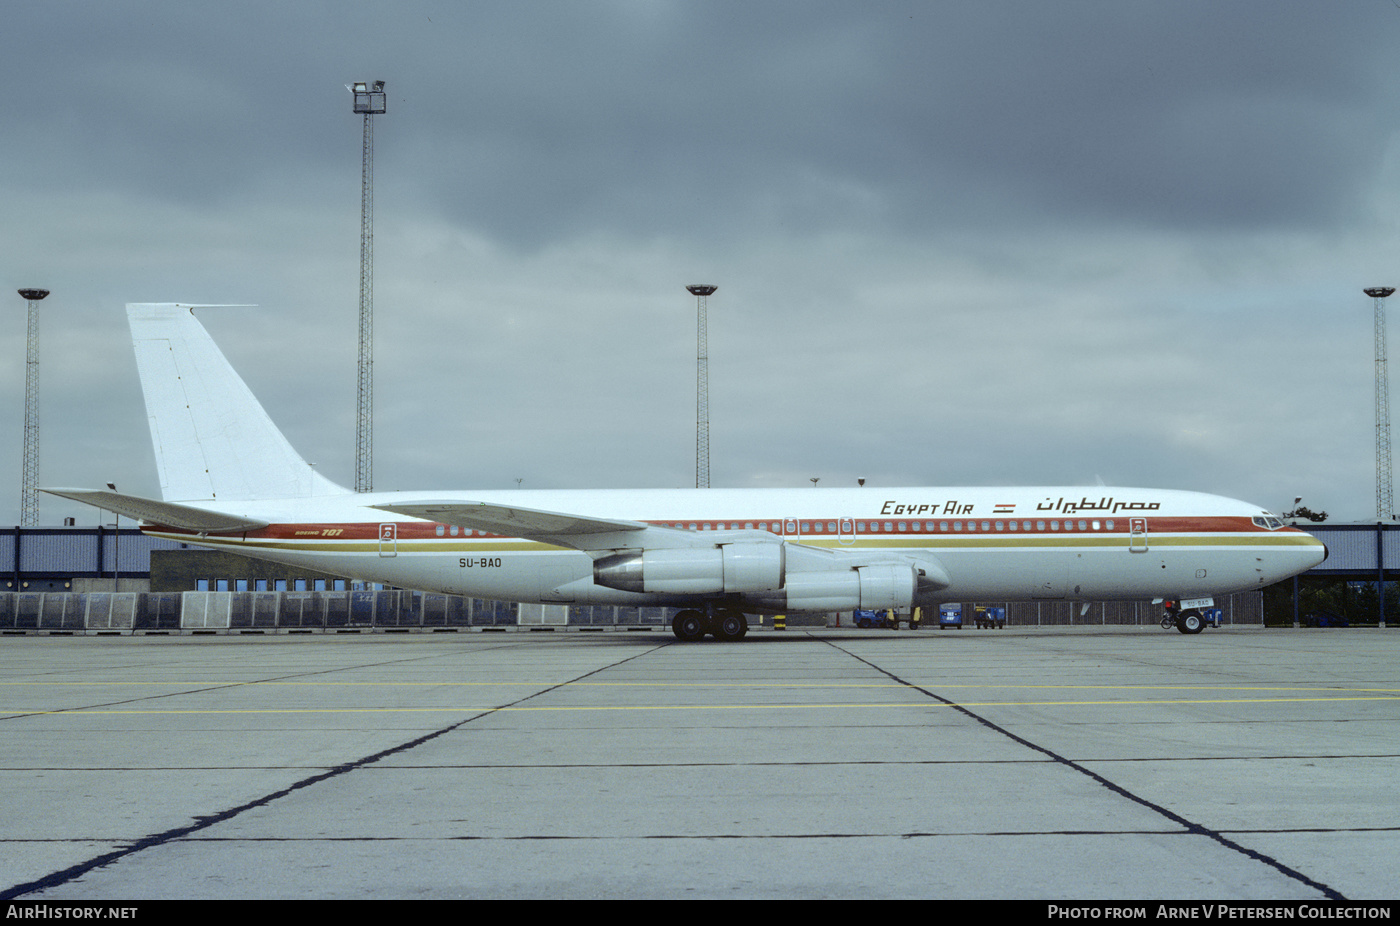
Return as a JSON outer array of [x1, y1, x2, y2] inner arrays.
[[349, 80, 386, 493], [1366, 286, 1396, 521], [16, 289, 49, 527], [687, 285, 717, 488]]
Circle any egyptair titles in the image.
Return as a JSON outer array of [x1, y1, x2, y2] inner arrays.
[[1037, 496, 1162, 515], [879, 496, 1162, 517]]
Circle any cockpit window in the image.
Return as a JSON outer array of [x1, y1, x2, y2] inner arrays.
[[1252, 514, 1285, 530]]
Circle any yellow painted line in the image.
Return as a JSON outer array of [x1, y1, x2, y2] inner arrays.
[[0, 675, 1394, 689], [5, 695, 1400, 717], [1, 681, 1397, 694]]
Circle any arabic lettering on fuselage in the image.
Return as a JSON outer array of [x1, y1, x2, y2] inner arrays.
[[879, 497, 1163, 517], [1036, 497, 1161, 515]]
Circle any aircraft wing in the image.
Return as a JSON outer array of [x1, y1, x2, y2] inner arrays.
[[41, 488, 269, 533], [371, 500, 652, 552], [372, 501, 950, 591]]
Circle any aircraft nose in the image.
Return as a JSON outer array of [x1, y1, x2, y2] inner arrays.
[[1274, 529, 1327, 581], [1299, 530, 1328, 565], [1296, 535, 1327, 573]]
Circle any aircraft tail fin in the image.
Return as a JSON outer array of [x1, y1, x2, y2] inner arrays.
[[126, 303, 349, 503]]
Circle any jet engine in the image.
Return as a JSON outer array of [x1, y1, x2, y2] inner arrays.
[[593, 542, 786, 594], [757, 563, 919, 612]]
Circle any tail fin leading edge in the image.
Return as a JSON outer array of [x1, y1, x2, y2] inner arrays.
[[127, 303, 349, 503]]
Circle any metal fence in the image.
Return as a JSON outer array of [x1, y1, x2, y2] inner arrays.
[[0, 590, 1261, 633], [0, 591, 679, 633], [991, 593, 1262, 626]]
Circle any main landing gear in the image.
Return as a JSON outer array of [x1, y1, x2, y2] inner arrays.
[[672, 607, 749, 642]]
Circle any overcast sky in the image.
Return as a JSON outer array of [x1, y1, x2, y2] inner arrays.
[[4, 0, 1400, 526]]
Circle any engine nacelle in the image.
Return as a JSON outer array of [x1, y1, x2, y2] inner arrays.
[[593, 542, 785, 594], [852, 563, 919, 610], [762, 563, 918, 612]]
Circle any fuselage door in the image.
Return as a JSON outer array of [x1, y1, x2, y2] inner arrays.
[[379, 522, 398, 558], [838, 518, 855, 545], [783, 518, 801, 541], [1129, 518, 1148, 553]]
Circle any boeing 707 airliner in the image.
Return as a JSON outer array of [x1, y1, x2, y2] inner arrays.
[[45, 304, 1327, 640]]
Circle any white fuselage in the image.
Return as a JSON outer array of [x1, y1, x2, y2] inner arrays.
[[142, 485, 1326, 612]]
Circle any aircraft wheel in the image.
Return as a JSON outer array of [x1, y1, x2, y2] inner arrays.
[[712, 609, 748, 642], [1176, 611, 1205, 634], [673, 609, 708, 642]]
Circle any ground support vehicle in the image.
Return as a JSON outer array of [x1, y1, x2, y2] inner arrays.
[[1159, 599, 1218, 634], [854, 608, 899, 628], [973, 606, 1006, 629]]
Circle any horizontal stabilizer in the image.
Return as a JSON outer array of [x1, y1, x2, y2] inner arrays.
[[41, 488, 268, 533], [372, 500, 645, 541]]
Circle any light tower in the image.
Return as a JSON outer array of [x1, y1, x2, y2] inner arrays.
[[16, 289, 49, 527], [1366, 286, 1396, 521], [349, 80, 386, 493], [687, 285, 717, 488]]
